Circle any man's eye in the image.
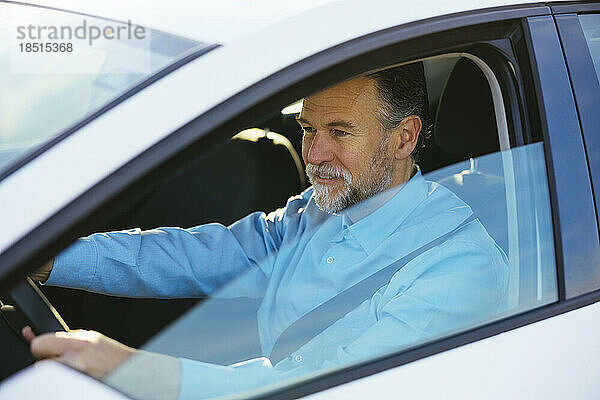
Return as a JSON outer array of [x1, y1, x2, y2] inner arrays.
[[302, 127, 316, 135], [333, 129, 349, 137]]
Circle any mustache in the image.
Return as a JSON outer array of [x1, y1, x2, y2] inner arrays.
[[306, 163, 352, 183]]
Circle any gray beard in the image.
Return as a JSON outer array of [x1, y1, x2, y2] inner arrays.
[[306, 134, 394, 214]]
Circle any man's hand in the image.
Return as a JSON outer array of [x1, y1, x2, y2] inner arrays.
[[22, 326, 137, 380], [29, 259, 54, 283]]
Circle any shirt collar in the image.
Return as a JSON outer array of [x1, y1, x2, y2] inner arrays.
[[342, 168, 428, 254], [343, 182, 404, 225]]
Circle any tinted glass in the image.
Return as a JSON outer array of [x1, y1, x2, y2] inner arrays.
[[580, 14, 600, 84]]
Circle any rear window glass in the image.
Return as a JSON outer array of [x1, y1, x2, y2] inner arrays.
[[580, 14, 600, 84]]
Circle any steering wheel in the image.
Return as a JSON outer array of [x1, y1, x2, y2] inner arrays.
[[0, 278, 69, 381]]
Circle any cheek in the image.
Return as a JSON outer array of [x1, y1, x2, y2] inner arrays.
[[340, 145, 371, 175]]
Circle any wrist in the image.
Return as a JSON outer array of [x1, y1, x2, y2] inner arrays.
[[44, 258, 54, 283], [30, 259, 54, 283]]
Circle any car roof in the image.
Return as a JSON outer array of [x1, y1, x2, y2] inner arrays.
[[16, 0, 573, 44]]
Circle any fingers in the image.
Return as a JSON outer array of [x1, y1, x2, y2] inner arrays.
[[29, 259, 54, 283], [29, 331, 69, 360], [22, 326, 35, 342], [22, 329, 135, 380]]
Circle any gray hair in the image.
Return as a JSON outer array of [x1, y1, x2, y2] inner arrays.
[[367, 62, 431, 162]]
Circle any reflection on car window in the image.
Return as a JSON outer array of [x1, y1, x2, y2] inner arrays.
[[0, 3, 208, 175], [580, 14, 600, 85], [128, 143, 556, 400], [40, 59, 557, 400]]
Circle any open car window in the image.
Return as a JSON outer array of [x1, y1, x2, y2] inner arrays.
[[31, 54, 557, 399], [0, 2, 208, 178]]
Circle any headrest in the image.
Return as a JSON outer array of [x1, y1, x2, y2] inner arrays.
[[434, 58, 499, 158]]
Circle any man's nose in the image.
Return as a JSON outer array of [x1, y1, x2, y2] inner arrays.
[[307, 132, 334, 165]]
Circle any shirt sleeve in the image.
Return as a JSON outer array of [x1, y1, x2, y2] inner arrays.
[[104, 351, 182, 400], [46, 208, 289, 298], [106, 354, 306, 400]]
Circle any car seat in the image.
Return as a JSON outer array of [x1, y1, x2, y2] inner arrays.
[[132, 128, 305, 229], [432, 57, 508, 251], [430, 57, 516, 309]]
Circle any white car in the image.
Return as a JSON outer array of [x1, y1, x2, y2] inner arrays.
[[1, 0, 599, 399]]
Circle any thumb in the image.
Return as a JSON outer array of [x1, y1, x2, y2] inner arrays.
[[22, 325, 36, 342]]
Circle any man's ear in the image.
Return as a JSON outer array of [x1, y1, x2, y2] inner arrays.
[[393, 115, 422, 160]]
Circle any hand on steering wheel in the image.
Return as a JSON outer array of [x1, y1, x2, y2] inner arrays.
[[22, 326, 137, 380], [29, 259, 54, 284]]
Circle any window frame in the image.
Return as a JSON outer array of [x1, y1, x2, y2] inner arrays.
[[525, 13, 600, 300], [549, 1, 600, 14], [553, 9, 600, 295], [1, 4, 598, 399]]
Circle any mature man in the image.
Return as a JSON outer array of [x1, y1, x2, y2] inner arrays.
[[27, 63, 508, 400]]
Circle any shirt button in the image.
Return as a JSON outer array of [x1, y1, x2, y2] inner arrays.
[[295, 355, 303, 363], [326, 256, 334, 264]]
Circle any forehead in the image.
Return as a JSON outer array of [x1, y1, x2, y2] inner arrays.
[[300, 77, 379, 123]]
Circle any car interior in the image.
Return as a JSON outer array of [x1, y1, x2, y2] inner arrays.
[[1, 53, 541, 377]]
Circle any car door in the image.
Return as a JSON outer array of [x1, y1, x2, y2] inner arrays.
[[1, 2, 599, 400]]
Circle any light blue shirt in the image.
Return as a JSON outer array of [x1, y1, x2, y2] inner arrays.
[[48, 170, 509, 399]]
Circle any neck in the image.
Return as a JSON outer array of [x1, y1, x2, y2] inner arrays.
[[389, 159, 415, 189]]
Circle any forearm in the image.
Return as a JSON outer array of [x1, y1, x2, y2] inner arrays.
[[104, 351, 182, 400], [105, 353, 304, 400], [46, 213, 281, 298], [47, 226, 255, 297], [177, 356, 307, 400]]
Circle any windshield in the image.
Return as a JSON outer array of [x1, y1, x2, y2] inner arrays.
[[0, 2, 209, 175]]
